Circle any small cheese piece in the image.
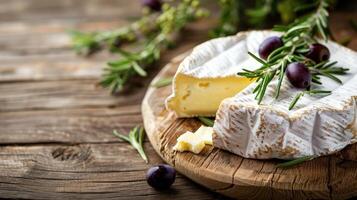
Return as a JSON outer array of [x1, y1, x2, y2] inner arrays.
[[173, 131, 205, 154], [195, 126, 214, 145], [174, 126, 214, 154]]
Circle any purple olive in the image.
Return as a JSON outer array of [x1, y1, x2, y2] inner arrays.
[[286, 62, 312, 89], [305, 43, 330, 63], [146, 164, 176, 190], [142, 0, 162, 11], [258, 36, 284, 60]]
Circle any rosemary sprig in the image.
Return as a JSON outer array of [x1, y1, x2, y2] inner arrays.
[[238, 0, 348, 108], [100, 0, 208, 93], [101, 37, 161, 93], [69, 12, 158, 55], [113, 126, 148, 163], [198, 117, 215, 127], [309, 61, 349, 84], [276, 156, 315, 168], [151, 77, 173, 88]]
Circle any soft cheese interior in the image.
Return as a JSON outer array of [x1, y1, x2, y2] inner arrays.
[[212, 31, 357, 159], [166, 34, 260, 117]]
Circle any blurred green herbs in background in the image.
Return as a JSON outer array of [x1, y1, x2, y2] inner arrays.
[[70, 0, 342, 93]]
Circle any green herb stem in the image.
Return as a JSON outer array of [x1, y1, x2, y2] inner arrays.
[[198, 117, 215, 127], [238, 0, 348, 109], [100, 0, 208, 93], [151, 77, 173, 88], [69, 13, 159, 55], [113, 127, 148, 163], [276, 156, 315, 168]]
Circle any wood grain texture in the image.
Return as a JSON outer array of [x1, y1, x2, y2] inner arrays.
[[0, 142, 220, 200], [142, 51, 357, 200]]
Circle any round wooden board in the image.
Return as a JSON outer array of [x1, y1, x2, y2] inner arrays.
[[142, 52, 357, 200]]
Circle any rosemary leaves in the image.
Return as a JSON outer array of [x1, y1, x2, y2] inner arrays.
[[100, 0, 207, 93], [238, 0, 348, 109], [113, 126, 148, 163]]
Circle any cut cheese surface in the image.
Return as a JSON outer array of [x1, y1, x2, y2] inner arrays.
[[166, 32, 262, 117], [167, 74, 253, 117]]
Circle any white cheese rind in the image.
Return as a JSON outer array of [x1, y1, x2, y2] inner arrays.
[[171, 31, 265, 78], [213, 32, 357, 159]]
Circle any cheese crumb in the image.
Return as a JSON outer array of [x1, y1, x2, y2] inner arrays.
[[173, 126, 213, 154], [195, 126, 213, 145]]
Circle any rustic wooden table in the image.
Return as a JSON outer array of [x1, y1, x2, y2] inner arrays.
[[0, 0, 356, 199]]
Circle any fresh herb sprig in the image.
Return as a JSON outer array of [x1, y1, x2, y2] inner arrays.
[[113, 126, 148, 163], [100, 0, 208, 93], [198, 117, 215, 127], [238, 0, 348, 109], [101, 36, 161, 93], [151, 77, 173, 88], [309, 61, 349, 84], [70, 12, 158, 55]]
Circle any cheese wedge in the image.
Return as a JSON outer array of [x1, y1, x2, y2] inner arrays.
[[173, 126, 213, 154], [166, 34, 259, 117]]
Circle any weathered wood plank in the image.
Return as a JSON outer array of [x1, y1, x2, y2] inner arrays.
[[0, 106, 141, 144], [0, 19, 129, 36], [0, 22, 212, 82], [0, 54, 108, 81], [0, 0, 142, 22], [0, 79, 146, 111], [0, 143, 221, 200]]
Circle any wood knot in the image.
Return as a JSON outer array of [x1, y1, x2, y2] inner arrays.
[[52, 145, 92, 162]]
